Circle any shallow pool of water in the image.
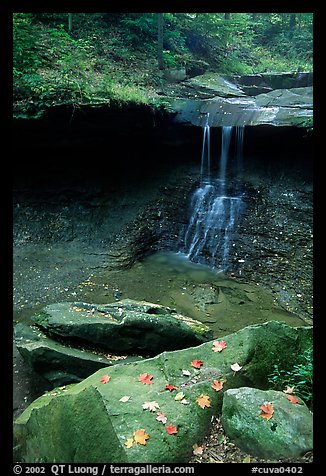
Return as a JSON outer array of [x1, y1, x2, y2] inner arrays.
[[80, 251, 308, 338]]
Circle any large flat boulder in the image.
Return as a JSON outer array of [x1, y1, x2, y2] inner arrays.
[[170, 71, 313, 128], [171, 86, 312, 128], [14, 321, 312, 463], [221, 387, 313, 459], [14, 323, 143, 386], [31, 299, 212, 355]]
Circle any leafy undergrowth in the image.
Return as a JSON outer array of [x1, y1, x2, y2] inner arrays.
[[188, 415, 313, 464], [13, 13, 313, 118]]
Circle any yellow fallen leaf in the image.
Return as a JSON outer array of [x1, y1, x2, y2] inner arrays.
[[174, 391, 186, 401], [124, 438, 133, 448], [134, 429, 150, 445]]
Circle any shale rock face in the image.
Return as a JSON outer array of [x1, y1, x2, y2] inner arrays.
[[221, 387, 313, 459], [31, 299, 212, 355], [13, 321, 312, 463], [171, 72, 313, 128]]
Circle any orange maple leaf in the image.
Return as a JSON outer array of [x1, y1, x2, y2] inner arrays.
[[286, 395, 299, 404], [133, 429, 150, 445], [196, 394, 211, 409], [212, 340, 227, 352], [259, 402, 274, 420], [100, 375, 111, 384], [211, 380, 224, 392], [165, 423, 178, 435], [138, 372, 154, 385], [191, 359, 203, 369], [165, 384, 178, 392]]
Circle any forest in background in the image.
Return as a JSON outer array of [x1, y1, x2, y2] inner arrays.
[[13, 13, 313, 115]]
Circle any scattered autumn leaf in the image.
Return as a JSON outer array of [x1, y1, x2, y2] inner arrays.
[[283, 385, 295, 394], [138, 372, 154, 385], [124, 438, 133, 448], [119, 396, 130, 403], [156, 412, 167, 424], [100, 375, 111, 384], [212, 380, 224, 392], [133, 429, 150, 445], [212, 340, 227, 352], [180, 399, 190, 405], [182, 370, 191, 377], [193, 444, 204, 455], [230, 363, 242, 372], [286, 395, 299, 404], [191, 359, 203, 369], [142, 401, 160, 412], [196, 394, 211, 409], [259, 402, 274, 421], [165, 384, 178, 392], [174, 391, 186, 401], [166, 423, 178, 435]]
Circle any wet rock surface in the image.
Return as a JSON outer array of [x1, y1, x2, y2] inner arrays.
[[14, 322, 143, 387], [13, 321, 312, 463], [166, 72, 313, 128], [221, 387, 313, 459], [31, 299, 212, 355], [13, 120, 313, 423]]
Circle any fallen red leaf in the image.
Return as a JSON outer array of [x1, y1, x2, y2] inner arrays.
[[138, 372, 154, 385], [166, 423, 178, 435], [165, 384, 178, 392], [259, 402, 274, 420], [286, 395, 299, 404], [100, 375, 110, 384], [191, 359, 203, 369]]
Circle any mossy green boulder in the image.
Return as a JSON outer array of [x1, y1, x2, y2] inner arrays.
[[221, 387, 313, 459], [13, 321, 312, 463], [14, 323, 143, 386], [31, 299, 212, 355]]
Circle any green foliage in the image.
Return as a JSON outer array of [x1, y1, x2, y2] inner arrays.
[[13, 13, 43, 76], [13, 12, 313, 115], [267, 348, 313, 407]]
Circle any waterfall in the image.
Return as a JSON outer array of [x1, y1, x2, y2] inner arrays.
[[200, 113, 211, 181], [182, 124, 244, 271], [218, 125, 233, 194], [235, 125, 244, 176]]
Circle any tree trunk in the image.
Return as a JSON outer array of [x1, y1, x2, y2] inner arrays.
[[157, 13, 164, 70], [68, 13, 73, 33], [289, 13, 296, 30], [224, 13, 231, 20]]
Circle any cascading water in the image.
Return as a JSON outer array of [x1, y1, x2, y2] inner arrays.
[[181, 120, 244, 271]]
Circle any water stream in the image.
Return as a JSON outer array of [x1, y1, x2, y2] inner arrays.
[[181, 121, 244, 271]]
